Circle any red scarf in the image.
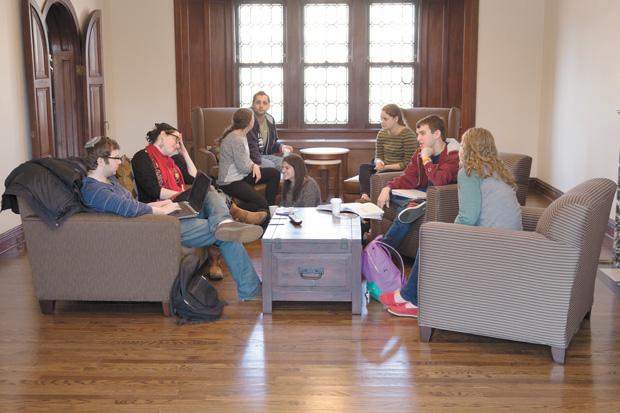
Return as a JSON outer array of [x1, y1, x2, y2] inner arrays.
[[145, 144, 185, 192]]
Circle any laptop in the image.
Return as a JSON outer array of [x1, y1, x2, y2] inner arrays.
[[168, 171, 211, 219]]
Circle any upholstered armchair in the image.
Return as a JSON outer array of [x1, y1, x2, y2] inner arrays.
[[191, 107, 238, 178], [369, 152, 533, 258], [417, 178, 616, 363]]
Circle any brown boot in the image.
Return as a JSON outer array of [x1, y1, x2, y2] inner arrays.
[[230, 203, 268, 225], [206, 245, 224, 281]]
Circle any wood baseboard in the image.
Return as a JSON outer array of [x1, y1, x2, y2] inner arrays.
[[0, 225, 26, 256], [529, 177, 615, 239]]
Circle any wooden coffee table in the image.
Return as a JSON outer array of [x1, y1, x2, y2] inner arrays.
[[261, 208, 363, 314]]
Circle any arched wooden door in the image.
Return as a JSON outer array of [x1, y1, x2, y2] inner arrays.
[[83, 10, 106, 139], [43, 0, 84, 158], [22, 0, 54, 158]]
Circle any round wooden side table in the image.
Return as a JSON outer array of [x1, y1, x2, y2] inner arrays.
[[300, 147, 350, 201]]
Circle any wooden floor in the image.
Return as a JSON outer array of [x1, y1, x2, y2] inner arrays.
[[1, 191, 619, 412]]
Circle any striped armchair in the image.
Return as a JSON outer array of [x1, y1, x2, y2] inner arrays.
[[417, 178, 616, 363], [369, 152, 532, 258]]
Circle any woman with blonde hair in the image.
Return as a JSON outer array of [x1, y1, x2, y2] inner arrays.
[[380, 127, 522, 318], [357, 104, 418, 202]]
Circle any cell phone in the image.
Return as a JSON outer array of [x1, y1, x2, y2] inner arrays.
[[288, 214, 302, 226]]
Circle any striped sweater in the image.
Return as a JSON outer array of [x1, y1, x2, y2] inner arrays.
[[81, 176, 152, 217], [375, 127, 418, 170]]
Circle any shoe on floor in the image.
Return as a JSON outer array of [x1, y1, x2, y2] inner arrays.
[[379, 291, 399, 306], [206, 245, 224, 281], [386, 302, 418, 318], [397, 201, 427, 224], [215, 221, 264, 243]]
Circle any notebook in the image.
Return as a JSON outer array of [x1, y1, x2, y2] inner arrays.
[[168, 171, 211, 219]]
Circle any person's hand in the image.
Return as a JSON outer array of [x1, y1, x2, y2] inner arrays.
[[281, 144, 293, 154], [420, 147, 433, 159], [149, 199, 173, 208], [177, 133, 188, 155], [152, 202, 180, 215], [375, 159, 385, 171], [377, 186, 391, 209], [252, 163, 262, 183]]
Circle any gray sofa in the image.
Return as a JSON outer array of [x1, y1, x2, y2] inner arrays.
[[19, 197, 185, 315]]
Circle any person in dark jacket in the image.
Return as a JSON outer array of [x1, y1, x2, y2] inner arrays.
[[246, 91, 292, 172]]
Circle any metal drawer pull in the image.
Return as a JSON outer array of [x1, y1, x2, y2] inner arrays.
[[298, 266, 324, 280]]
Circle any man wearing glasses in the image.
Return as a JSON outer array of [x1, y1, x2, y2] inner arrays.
[[82, 136, 262, 301]]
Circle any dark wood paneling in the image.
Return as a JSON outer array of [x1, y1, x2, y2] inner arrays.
[[23, 0, 55, 158], [174, 0, 479, 148], [83, 10, 106, 141], [175, 0, 233, 154]]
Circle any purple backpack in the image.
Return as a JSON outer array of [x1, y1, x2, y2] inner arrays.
[[362, 235, 405, 293]]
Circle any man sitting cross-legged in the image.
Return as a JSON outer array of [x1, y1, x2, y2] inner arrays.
[[80, 136, 262, 301]]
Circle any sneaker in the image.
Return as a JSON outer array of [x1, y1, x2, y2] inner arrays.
[[379, 291, 399, 306], [397, 201, 427, 224], [215, 221, 264, 243], [386, 303, 418, 318]]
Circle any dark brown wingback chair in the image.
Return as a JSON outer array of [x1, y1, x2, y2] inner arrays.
[[191, 107, 238, 178]]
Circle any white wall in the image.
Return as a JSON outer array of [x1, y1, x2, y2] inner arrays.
[[476, 0, 546, 176], [537, 0, 620, 193], [104, 0, 177, 157], [0, 0, 30, 233]]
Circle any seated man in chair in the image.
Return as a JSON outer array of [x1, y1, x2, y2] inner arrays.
[[376, 115, 460, 248], [82, 136, 262, 301]]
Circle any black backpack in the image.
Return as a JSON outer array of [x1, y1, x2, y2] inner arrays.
[[170, 254, 226, 324]]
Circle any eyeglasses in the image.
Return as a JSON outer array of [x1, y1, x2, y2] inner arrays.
[[167, 131, 181, 143], [106, 156, 123, 161]]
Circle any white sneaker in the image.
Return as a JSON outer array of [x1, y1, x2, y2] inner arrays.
[[397, 201, 427, 223]]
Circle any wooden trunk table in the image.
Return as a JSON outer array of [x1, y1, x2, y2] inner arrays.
[[261, 208, 362, 314]]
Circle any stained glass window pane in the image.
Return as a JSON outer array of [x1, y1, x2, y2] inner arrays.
[[304, 4, 349, 64], [369, 3, 415, 63], [368, 66, 414, 123], [304, 66, 348, 124], [239, 66, 284, 123], [238, 4, 284, 64]]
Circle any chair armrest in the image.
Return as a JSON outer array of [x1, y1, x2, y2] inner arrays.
[[424, 184, 459, 223], [521, 206, 545, 231], [369, 172, 401, 202], [196, 148, 218, 177]]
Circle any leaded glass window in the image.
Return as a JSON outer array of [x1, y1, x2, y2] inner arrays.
[[303, 3, 349, 125], [368, 2, 416, 124], [237, 3, 284, 123]]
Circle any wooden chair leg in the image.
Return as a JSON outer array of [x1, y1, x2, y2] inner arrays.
[[162, 302, 171, 317], [39, 300, 55, 314], [419, 326, 434, 342], [551, 346, 566, 364]]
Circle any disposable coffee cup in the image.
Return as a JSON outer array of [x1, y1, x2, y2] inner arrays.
[[331, 197, 342, 217], [269, 205, 278, 217]]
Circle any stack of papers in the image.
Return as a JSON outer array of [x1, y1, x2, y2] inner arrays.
[[316, 202, 384, 220], [391, 188, 427, 200]]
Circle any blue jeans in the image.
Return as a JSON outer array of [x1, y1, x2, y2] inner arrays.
[[400, 250, 420, 305], [180, 190, 260, 300], [382, 194, 415, 248]]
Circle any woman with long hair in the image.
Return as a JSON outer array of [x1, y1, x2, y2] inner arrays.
[[357, 104, 418, 202], [380, 127, 522, 318], [281, 153, 321, 207], [217, 108, 280, 216]]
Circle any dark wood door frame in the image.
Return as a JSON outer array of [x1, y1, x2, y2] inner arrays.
[[43, 0, 84, 158]]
